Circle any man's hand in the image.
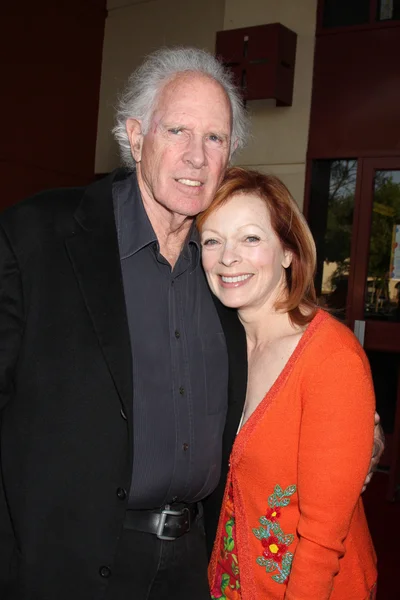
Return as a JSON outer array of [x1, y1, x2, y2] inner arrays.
[[362, 411, 385, 493]]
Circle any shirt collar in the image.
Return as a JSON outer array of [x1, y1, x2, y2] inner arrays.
[[184, 223, 201, 270], [112, 171, 200, 268]]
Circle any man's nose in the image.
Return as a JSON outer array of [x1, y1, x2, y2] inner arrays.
[[183, 135, 207, 169]]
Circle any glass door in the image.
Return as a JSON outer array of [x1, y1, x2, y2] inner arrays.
[[352, 158, 400, 501], [351, 158, 400, 350], [307, 159, 360, 323], [308, 156, 400, 501]]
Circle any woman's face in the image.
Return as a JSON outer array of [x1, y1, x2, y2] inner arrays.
[[200, 193, 292, 311]]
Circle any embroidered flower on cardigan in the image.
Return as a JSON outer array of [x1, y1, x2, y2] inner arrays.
[[262, 534, 288, 562], [211, 488, 241, 600], [265, 506, 281, 521], [253, 484, 296, 584]]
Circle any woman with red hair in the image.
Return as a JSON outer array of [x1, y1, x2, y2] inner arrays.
[[198, 167, 377, 600]]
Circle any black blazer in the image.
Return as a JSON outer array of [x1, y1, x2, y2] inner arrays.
[[0, 170, 247, 598]]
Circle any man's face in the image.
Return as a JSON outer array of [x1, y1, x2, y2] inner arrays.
[[127, 73, 233, 218]]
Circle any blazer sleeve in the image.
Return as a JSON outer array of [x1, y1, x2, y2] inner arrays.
[[284, 346, 375, 600], [0, 224, 25, 409], [0, 224, 25, 590]]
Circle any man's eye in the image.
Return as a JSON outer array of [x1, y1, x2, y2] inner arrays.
[[169, 128, 183, 135], [208, 134, 222, 143]]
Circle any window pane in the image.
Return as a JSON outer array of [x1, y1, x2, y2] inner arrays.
[[364, 170, 400, 321], [377, 0, 400, 21], [322, 0, 370, 28], [308, 160, 358, 320]]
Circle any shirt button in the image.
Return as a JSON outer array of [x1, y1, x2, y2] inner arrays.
[[179, 386, 185, 395], [116, 487, 127, 500], [175, 330, 180, 339], [99, 566, 111, 578], [182, 443, 189, 451]]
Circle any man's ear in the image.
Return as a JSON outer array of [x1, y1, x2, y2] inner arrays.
[[126, 118, 144, 162], [227, 138, 239, 166]]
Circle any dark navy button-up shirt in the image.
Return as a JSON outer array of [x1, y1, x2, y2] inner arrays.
[[112, 173, 228, 509]]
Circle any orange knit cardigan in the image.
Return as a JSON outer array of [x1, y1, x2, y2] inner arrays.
[[209, 310, 377, 600]]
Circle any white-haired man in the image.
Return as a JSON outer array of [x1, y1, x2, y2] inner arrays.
[[0, 47, 382, 600]]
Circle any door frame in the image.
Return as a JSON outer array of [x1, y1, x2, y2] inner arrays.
[[349, 157, 400, 352]]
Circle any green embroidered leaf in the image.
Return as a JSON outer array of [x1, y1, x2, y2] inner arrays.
[[254, 526, 271, 539], [280, 497, 290, 507], [253, 519, 272, 539], [281, 552, 294, 570], [231, 558, 239, 575], [274, 485, 284, 497], [221, 573, 230, 592], [225, 520, 234, 536], [272, 573, 287, 584], [283, 484, 297, 496], [259, 516, 269, 526], [256, 557, 276, 572], [270, 522, 283, 536], [282, 534, 295, 545], [225, 538, 235, 552], [268, 496, 276, 508]]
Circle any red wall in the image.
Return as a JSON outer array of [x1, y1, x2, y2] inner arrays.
[[0, 1, 107, 209], [308, 24, 400, 159]]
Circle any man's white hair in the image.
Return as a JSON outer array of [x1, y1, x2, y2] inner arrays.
[[112, 46, 250, 170]]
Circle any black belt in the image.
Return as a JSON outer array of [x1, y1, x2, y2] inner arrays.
[[124, 503, 199, 541]]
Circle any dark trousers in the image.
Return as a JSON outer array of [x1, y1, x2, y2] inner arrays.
[[105, 515, 211, 600]]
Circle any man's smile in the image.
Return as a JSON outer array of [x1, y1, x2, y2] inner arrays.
[[176, 178, 203, 187]]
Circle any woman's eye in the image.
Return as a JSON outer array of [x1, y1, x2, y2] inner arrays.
[[202, 238, 219, 246], [245, 236, 260, 243]]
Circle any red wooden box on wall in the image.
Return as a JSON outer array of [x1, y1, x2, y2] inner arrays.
[[215, 23, 297, 106]]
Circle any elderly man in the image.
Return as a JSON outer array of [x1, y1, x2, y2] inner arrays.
[[0, 47, 382, 600]]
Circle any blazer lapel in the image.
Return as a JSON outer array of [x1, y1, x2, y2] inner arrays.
[[212, 296, 247, 428], [65, 171, 133, 420]]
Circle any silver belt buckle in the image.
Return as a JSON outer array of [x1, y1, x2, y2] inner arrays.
[[156, 506, 190, 541]]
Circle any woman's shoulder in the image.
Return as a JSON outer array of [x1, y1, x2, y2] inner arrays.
[[296, 311, 375, 411], [300, 309, 369, 369]]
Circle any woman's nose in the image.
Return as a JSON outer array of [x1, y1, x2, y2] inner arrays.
[[220, 245, 241, 266]]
